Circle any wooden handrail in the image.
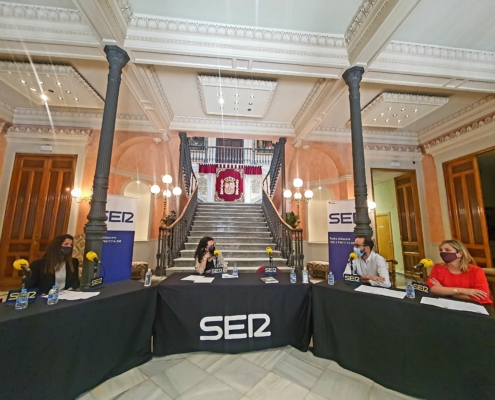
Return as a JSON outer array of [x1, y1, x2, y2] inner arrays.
[[160, 186, 198, 231], [263, 188, 301, 231]]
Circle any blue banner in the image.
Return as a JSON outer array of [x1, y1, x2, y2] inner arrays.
[[327, 200, 355, 281], [101, 195, 138, 283]]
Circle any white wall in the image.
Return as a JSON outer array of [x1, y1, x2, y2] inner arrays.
[[123, 181, 151, 241], [307, 186, 333, 243]]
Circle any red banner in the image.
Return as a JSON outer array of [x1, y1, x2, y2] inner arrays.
[[215, 168, 244, 202]]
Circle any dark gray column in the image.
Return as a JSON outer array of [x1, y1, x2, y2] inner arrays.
[[280, 138, 287, 219], [81, 46, 130, 289], [342, 66, 373, 238]]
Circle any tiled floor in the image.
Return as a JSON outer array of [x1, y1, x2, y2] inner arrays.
[[77, 346, 418, 400]]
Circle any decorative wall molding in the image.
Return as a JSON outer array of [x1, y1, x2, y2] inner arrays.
[[364, 144, 421, 153], [315, 125, 417, 137], [172, 116, 292, 129], [197, 75, 277, 90], [0, 2, 82, 23], [385, 41, 495, 65], [292, 78, 325, 127], [144, 65, 174, 121], [345, 0, 378, 46], [0, 98, 13, 112], [422, 111, 495, 151], [7, 125, 92, 137]]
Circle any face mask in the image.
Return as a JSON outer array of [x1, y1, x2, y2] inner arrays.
[[353, 247, 363, 257], [61, 246, 72, 256], [208, 246, 216, 254], [440, 252, 458, 263]]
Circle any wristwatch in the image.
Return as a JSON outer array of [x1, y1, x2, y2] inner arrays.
[[453, 288, 458, 294]]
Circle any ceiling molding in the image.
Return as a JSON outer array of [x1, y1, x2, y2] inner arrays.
[[418, 94, 495, 143], [292, 78, 326, 127], [7, 124, 92, 137], [0, 2, 82, 24], [0, 97, 13, 121], [345, 0, 420, 67], [144, 65, 174, 121], [364, 143, 421, 153], [312, 125, 418, 146]]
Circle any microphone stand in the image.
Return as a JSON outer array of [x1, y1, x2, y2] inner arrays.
[[21, 269, 31, 289]]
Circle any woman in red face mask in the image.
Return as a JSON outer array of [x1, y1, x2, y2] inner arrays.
[[426, 239, 493, 304]]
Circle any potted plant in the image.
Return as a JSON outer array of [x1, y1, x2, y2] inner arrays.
[[285, 211, 300, 228]]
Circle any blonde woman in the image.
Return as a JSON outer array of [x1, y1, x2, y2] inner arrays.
[[426, 239, 492, 305], [194, 236, 227, 275]]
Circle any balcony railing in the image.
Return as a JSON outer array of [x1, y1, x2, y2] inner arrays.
[[190, 145, 273, 166]]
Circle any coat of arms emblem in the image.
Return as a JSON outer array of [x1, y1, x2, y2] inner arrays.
[[220, 176, 239, 195]]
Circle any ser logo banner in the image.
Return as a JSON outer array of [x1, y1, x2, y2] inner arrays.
[[210, 268, 223, 276], [200, 314, 271, 341], [6, 289, 39, 303], [91, 277, 103, 288], [344, 274, 361, 284], [412, 281, 430, 294], [264, 267, 277, 275]]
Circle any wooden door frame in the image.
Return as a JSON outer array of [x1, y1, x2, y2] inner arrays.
[[0, 132, 89, 240], [375, 212, 395, 260]]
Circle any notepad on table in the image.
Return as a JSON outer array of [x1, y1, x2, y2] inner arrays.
[[354, 285, 406, 299], [260, 277, 278, 284], [420, 297, 489, 315]]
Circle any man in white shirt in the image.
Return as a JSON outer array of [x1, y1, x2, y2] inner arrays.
[[344, 236, 391, 288]]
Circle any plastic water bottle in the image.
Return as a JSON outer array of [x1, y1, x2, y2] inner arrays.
[[328, 271, 335, 286], [144, 268, 152, 287], [302, 267, 309, 284], [406, 282, 415, 299], [47, 286, 59, 305], [233, 263, 238, 277], [15, 288, 28, 310], [290, 269, 296, 283]]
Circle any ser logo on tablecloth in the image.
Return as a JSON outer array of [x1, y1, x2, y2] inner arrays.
[[200, 313, 271, 341]]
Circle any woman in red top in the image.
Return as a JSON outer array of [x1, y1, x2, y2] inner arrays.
[[426, 239, 493, 305]]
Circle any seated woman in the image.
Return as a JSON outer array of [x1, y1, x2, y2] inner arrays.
[[26, 234, 80, 295], [194, 236, 227, 275], [426, 239, 493, 305]]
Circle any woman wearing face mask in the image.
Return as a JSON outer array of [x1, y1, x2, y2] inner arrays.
[[26, 234, 80, 295], [194, 236, 227, 275], [426, 239, 492, 305]]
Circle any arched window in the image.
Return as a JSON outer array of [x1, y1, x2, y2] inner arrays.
[[307, 186, 334, 243], [123, 181, 151, 241]]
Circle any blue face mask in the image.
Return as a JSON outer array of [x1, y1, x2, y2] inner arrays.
[[353, 247, 363, 257]]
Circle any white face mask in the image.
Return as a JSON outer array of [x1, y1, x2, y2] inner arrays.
[[353, 247, 364, 257]]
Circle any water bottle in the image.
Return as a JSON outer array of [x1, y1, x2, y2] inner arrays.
[[15, 288, 28, 310], [290, 269, 296, 283], [328, 271, 335, 286], [406, 282, 415, 299], [302, 267, 309, 284], [144, 268, 152, 287], [47, 286, 59, 305], [233, 263, 238, 277]]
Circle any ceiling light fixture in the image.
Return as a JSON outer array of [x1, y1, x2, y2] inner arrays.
[[235, 94, 239, 97], [401, 108, 406, 111], [41, 94, 48, 101], [58, 96, 63, 100], [234, 101, 239, 104], [380, 113, 385, 116], [66, 90, 71, 94], [234, 107, 238, 110], [388, 107, 393, 110], [405, 115, 410, 118], [373, 118, 377, 121], [248, 102, 253, 105], [74, 98, 79, 101], [20, 79, 26, 84], [393, 114, 397, 117], [38, 81, 43, 85], [248, 108, 252, 111], [219, 98, 225, 104], [250, 95, 254, 98], [398, 119, 401, 122], [57, 82, 62, 86], [30, 88, 36, 92], [385, 119, 390, 122], [414, 109, 418, 112]]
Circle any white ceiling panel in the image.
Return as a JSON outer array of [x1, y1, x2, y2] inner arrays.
[[128, 0, 362, 35], [6, 0, 77, 9], [392, 0, 495, 52]]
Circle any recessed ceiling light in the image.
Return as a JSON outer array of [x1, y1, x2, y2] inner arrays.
[[20, 79, 26, 84], [219, 98, 225, 104], [30, 88, 36, 92], [414, 109, 418, 112], [401, 108, 406, 111], [388, 107, 393, 110], [398, 119, 401, 122], [234, 107, 238, 110], [405, 115, 410, 118], [393, 114, 397, 117], [38, 81, 43, 85], [57, 82, 62, 86], [235, 94, 239, 97], [248, 102, 253, 105], [66, 90, 71, 94], [217, 93, 220, 96], [74, 98, 79, 101], [385, 119, 390, 122], [380, 113, 385, 116], [234, 101, 239, 104], [248, 108, 252, 111], [250, 95, 254, 98], [220, 106, 224, 109], [58, 96, 63, 100], [373, 118, 377, 121], [41, 94, 48, 101]]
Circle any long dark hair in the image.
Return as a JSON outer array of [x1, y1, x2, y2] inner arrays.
[[42, 234, 74, 274], [194, 236, 214, 263]]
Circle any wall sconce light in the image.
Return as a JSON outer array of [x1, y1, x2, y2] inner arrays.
[[367, 200, 377, 213], [150, 175, 182, 227], [284, 178, 313, 215], [71, 188, 92, 203]]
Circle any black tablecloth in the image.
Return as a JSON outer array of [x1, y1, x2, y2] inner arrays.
[[0, 280, 157, 400], [312, 281, 495, 400], [153, 273, 312, 356]]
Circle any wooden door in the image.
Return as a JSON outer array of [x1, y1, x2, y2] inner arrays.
[[0, 154, 76, 287], [216, 138, 244, 164], [376, 212, 395, 261], [444, 156, 491, 268], [395, 171, 425, 280]]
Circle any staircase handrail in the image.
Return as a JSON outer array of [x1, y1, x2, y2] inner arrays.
[[155, 186, 198, 275]]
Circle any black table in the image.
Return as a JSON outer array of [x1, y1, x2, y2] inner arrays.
[[312, 281, 495, 400], [0, 280, 157, 400], [153, 273, 312, 356]]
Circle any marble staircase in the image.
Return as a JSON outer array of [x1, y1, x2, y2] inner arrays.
[[168, 202, 289, 274]]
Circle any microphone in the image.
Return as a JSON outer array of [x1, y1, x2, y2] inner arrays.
[[414, 258, 433, 279], [349, 252, 358, 274], [86, 251, 100, 278], [13, 259, 31, 289]]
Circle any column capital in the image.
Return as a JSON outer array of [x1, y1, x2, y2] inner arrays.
[[343, 66, 365, 89], [104, 45, 130, 71]]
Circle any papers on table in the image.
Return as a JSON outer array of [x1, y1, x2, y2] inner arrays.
[[59, 291, 100, 301], [420, 297, 489, 315], [222, 274, 238, 278], [354, 285, 406, 299], [180, 275, 215, 283]]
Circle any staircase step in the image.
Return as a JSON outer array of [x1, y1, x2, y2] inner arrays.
[[198, 203, 261, 208], [194, 213, 264, 219], [197, 207, 262, 213], [190, 227, 270, 233], [172, 257, 287, 269], [193, 222, 267, 228], [184, 243, 276, 250], [188, 236, 275, 244], [180, 249, 281, 258], [194, 216, 266, 221]]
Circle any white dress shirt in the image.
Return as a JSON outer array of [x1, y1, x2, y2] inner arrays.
[[343, 251, 391, 288]]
